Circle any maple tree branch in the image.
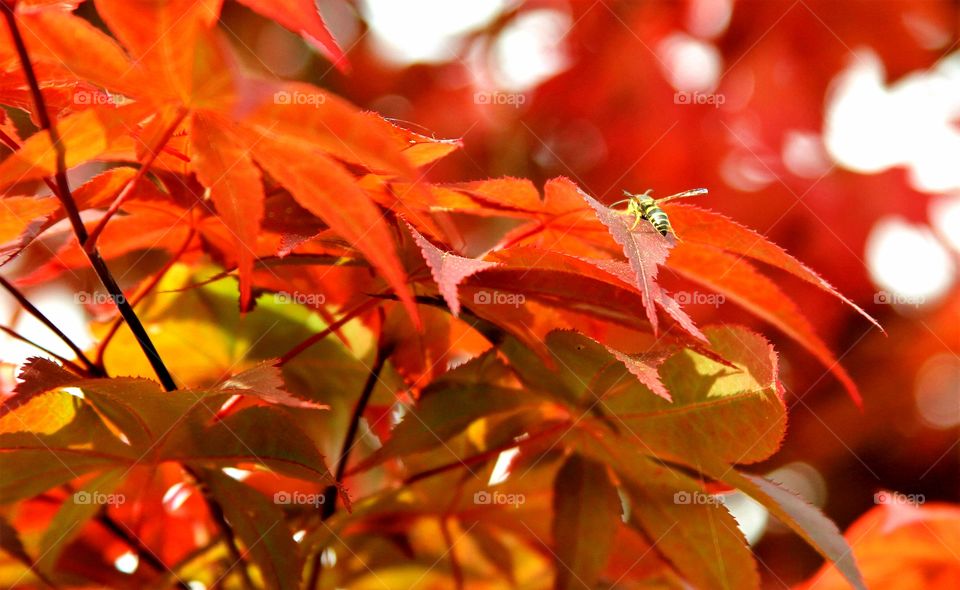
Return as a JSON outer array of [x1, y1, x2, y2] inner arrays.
[[2, 5, 177, 391], [307, 343, 390, 590], [85, 106, 189, 251], [96, 513, 191, 590], [86, 255, 178, 389], [0, 127, 19, 150], [322, 343, 391, 518], [3, 17, 244, 583], [0, 324, 89, 376], [0, 276, 101, 375], [402, 422, 568, 485], [0, 4, 84, 242]]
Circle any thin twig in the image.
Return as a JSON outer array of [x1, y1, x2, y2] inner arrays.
[[0, 5, 84, 242], [402, 422, 567, 485], [0, 6, 250, 582], [96, 513, 191, 590], [1, 3, 177, 391], [85, 106, 188, 251], [307, 342, 391, 589], [186, 466, 256, 590], [278, 297, 381, 366], [329, 345, 391, 509], [0, 324, 88, 376], [0, 276, 101, 375]]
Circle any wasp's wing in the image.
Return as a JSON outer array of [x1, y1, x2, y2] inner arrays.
[[654, 188, 708, 205]]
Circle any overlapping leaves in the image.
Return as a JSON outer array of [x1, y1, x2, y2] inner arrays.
[[0, 1, 881, 588]]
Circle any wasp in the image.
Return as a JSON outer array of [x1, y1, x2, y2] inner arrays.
[[609, 188, 708, 237]]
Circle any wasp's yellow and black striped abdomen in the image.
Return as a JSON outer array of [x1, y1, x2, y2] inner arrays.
[[637, 196, 673, 236]]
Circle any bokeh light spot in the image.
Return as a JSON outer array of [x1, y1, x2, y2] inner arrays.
[[915, 354, 960, 429], [659, 33, 722, 93], [825, 50, 960, 192], [362, 0, 508, 65], [866, 217, 955, 307], [491, 9, 571, 91]]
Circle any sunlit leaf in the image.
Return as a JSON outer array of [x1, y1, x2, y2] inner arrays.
[[190, 112, 265, 310]]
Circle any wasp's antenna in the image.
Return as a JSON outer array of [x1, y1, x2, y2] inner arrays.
[[655, 188, 708, 204]]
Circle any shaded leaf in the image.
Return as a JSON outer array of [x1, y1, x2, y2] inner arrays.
[[619, 456, 759, 590], [163, 406, 333, 483], [354, 382, 536, 472], [551, 454, 621, 590], [247, 131, 419, 324], [0, 399, 133, 503], [0, 513, 31, 565], [203, 469, 302, 590], [548, 326, 786, 467], [711, 469, 866, 590], [37, 468, 126, 574]]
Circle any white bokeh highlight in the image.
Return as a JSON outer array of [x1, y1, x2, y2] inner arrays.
[[825, 50, 960, 192], [491, 9, 571, 91], [362, 0, 508, 65], [866, 217, 955, 306], [659, 33, 723, 93]]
